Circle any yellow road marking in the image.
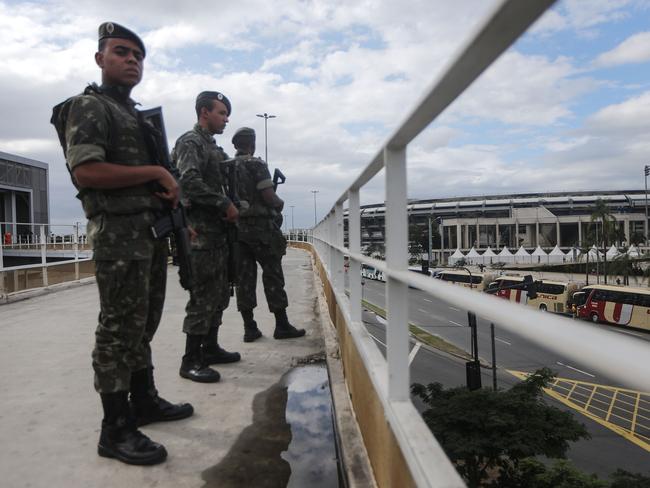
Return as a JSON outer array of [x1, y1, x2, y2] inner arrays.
[[508, 370, 650, 453]]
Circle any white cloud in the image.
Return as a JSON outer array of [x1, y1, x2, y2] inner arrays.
[[594, 31, 650, 66]]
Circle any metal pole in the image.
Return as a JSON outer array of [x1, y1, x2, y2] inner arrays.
[[256, 112, 277, 164], [645, 165, 649, 246], [491, 322, 497, 391], [428, 215, 433, 269], [290, 205, 295, 232], [311, 190, 319, 226]]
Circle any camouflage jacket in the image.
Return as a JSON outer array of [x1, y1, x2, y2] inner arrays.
[[172, 123, 232, 249], [51, 84, 163, 260], [233, 154, 282, 240]]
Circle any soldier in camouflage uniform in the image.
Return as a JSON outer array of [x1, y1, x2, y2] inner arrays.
[[230, 127, 305, 341], [50, 23, 192, 466], [173, 91, 241, 383]]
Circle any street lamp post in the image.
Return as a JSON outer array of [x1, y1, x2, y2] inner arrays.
[[311, 190, 319, 226], [289, 205, 295, 232], [256, 112, 277, 164], [643, 164, 650, 246]]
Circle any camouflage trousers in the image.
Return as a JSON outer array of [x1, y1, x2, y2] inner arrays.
[[183, 246, 230, 335], [92, 240, 168, 394], [235, 239, 288, 313]]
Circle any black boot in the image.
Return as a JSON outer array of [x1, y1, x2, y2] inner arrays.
[[241, 310, 262, 342], [273, 309, 306, 340], [180, 334, 221, 383], [130, 367, 194, 426], [202, 326, 241, 364], [98, 391, 167, 465]]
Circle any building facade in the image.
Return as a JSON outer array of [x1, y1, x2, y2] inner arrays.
[[354, 190, 648, 263], [0, 151, 49, 239]]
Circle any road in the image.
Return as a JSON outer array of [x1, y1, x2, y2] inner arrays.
[[358, 278, 650, 477]]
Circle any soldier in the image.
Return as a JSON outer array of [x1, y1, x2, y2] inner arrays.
[[230, 127, 305, 341], [173, 91, 241, 383], [50, 22, 193, 465]]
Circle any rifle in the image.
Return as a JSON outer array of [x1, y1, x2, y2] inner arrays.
[[271, 168, 286, 228], [222, 158, 240, 296], [139, 107, 194, 291]]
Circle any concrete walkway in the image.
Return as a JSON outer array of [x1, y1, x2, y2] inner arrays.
[[0, 248, 326, 488]]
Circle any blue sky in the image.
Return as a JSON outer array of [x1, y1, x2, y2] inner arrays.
[[0, 0, 648, 228]]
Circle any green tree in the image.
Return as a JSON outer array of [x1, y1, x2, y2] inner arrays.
[[411, 368, 590, 488], [590, 199, 617, 284], [609, 469, 650, 488]]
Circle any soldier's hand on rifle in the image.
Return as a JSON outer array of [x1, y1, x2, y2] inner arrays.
[[154, 167, 180, 208], [223, 202, 239, 223]]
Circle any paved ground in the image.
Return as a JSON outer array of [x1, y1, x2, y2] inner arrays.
[[0, 248, 325, 488]]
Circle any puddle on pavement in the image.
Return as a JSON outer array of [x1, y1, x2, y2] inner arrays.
[[202, 364, 341, 488]]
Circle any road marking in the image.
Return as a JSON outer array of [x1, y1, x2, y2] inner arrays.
[[423, 298, 432, 303], [612, 329, 645, 339], [495, 337, 511, 345], [369, 333, 386, 347], [409, 343, 422, 364], [556, 361, 595, 378], [448, 306, 460, 311], [449, 320, 464, 327], [418, 308, 429, 314]]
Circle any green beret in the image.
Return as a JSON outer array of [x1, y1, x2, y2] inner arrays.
[[196, 91, 231, 116], [98, 22, 146, 57], [232, 127, 256, 146]]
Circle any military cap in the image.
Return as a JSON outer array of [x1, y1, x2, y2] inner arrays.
[[196, 91, 232, 116], [98, 22, 146, 57], [232, 127, 256, 146]]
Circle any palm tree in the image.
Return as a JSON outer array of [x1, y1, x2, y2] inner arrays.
[[590, 199, 617, 284]]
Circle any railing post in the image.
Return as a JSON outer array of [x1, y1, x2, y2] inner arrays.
[[349, 190, 362, 324], [384, 146, 409, 402], [74, 223, 80, 281], [39, 225, 48, 287], [333, 203, 344, 292]]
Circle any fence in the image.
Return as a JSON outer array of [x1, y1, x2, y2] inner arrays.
[[0, 222, 93, 297], [302, 0, 650, 486]]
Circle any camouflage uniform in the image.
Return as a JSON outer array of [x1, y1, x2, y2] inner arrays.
[[173, 124, 232, 335], [55, 84, 167, 394], [234, 155, 289, 313]]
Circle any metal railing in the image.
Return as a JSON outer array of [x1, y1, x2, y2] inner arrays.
[[0, 222, 93, 296], [308, 0, 650, 486]]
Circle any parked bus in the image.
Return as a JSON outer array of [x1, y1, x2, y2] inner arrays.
[[361, 264, 385, 282], [574, 285, 650, 331], [434, 270, 495, 291], [488, 276, 579, 314]]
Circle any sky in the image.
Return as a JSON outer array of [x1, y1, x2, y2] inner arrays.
[[0, 0, 649, 228]]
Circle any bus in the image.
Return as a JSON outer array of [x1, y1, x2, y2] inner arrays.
[[361, 264, 385, 282], [488, 276, 579, 314], [434, 270, 495, 291], [574, 285, 650, 331]]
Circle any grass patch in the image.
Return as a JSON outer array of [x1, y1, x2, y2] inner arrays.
[[362, 299, 473, 360]]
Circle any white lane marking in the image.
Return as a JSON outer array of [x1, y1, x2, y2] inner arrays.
[[369, 334, 386, 347], [448, 306, 460, 311], [495, 337, 511, 346], [418, 308, 429, 314], [449, 320, 464, 327], [423, 298, 432, 303], [556, 361, 595, 378], [612, 329, 644, 339], [409, 343, 422, 364]]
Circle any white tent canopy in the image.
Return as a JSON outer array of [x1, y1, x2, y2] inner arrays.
[[465, 247, 481, 265], [514, 246, 531, 264], [482, 246, 497, 265], [532, 246, 548, 264], [548, 245, 566, 264], [448, 248, 465, 265], [606, 245, 620, 259], [627, 245, 642, 258], [497, 246, 514, 263], [566, 247, 581, 262], [588, 245, 604, 259]]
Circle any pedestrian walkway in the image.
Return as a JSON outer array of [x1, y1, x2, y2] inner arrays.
[[0, 248, 328, 488]]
